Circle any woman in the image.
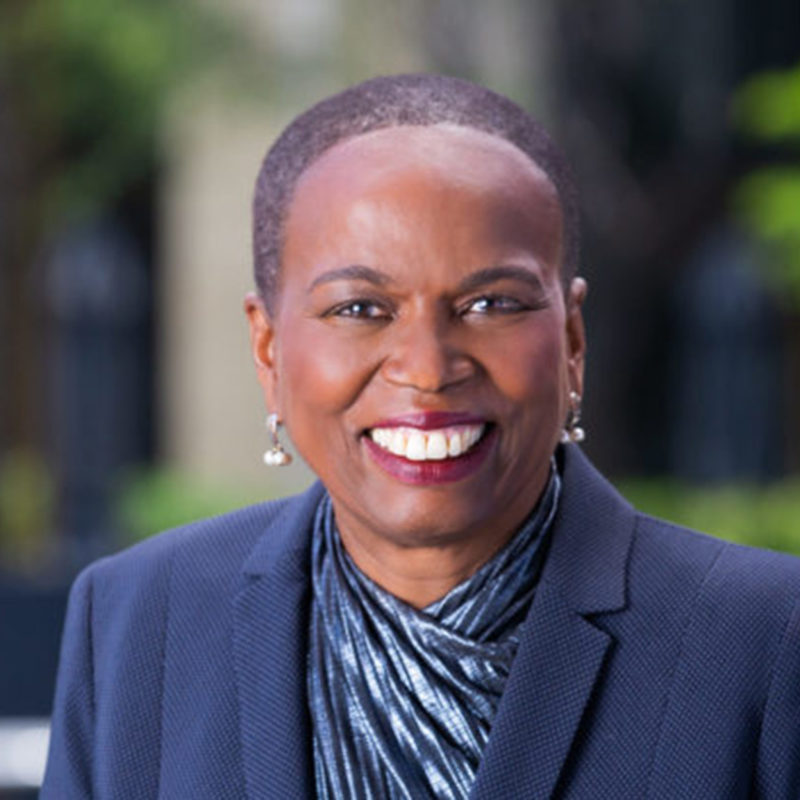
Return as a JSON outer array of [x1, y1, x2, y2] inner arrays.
[[42, 75, 799, 799]]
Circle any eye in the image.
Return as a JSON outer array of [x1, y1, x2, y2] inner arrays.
[[461, 294, 529, 316], [325, 298, 392, 321]]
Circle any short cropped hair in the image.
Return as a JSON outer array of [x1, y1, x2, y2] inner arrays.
[[253, 73, 580, 309]]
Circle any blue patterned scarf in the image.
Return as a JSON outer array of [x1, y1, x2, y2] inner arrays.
[[308, 467, 560, 799]]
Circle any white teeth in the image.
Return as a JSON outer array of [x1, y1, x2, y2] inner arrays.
[[463, 427, 481, 450], [426, 431, 448, 460], [368, 424, 486, 461], [406, 431, 427, 461], [389, 430, 406, 456]]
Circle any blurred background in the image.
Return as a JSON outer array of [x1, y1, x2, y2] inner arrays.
[[1, 0, 799, 793]]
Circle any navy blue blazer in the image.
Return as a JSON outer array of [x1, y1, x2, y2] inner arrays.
[[42, 447, 800, 798]]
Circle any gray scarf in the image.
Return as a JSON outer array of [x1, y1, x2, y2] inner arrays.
[[308, 467, 560, 799]]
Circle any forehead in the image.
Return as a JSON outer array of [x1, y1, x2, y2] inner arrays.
[[280, 124, 565, 290], [292, 123, 560, 209]]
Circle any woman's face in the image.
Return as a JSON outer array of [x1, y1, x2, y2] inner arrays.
[[247, 124, 586, 555]]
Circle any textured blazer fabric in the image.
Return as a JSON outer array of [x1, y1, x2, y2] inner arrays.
[[41, 447, 800, 799]]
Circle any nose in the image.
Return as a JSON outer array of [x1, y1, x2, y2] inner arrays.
[[381, 312, 476, 393]]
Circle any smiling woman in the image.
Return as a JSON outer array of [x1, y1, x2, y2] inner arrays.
[[42, 75, 800, 800], [244, 123, 584, 605]]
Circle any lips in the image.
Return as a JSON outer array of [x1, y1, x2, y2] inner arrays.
[[362, 412, 495, 485]]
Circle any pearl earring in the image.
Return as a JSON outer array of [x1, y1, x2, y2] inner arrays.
[[263, 413, 293, 466], [560, 391, 586, 444]]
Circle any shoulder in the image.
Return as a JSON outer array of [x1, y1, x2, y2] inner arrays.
[[43, 489, 325, 798], [626, 513, 800, 790], [551, 445, 800, 627], [73, 482, 323, 620], [631, 510, 800, 609], [627, 511, 800, 689]]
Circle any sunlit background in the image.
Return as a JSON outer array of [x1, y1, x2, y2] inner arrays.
[[1, 0, 799, 793]]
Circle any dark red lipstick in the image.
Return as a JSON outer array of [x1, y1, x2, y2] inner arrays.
[[367, 411, 487, 430]]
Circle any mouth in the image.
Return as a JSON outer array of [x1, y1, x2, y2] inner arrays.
[[362, 414, 496, 485]]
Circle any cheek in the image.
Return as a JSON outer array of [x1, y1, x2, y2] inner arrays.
[[505, 335, 569, 466], [276, 319, 377, 423], [486, 322, 568, 408]]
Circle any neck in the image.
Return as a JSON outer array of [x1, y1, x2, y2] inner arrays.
[[335, 532, 506, 609], [333, 463, 552, 609]]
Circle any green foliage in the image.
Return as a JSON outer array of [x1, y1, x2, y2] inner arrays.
[[732, 65, 800, 143], [617, 477, 800, 556], [115, 467, 285, 544], [0, 0, 257, 220], [0, 450, 55, 573], [733, 167, 800, 303], [732, 64, 800, 304]]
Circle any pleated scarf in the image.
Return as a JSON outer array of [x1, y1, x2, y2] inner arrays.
[[308, 467, 560, 799]]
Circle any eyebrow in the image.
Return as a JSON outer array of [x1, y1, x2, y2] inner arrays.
[[456, 265, 544, 294], [306, 263, 544, 294], [308, 265, 392, 292]]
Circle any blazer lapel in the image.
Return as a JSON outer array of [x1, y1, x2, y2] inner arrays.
[[470, 584, 612, 799], [471, 446, 635, 799], [232, 483, 325, 800]]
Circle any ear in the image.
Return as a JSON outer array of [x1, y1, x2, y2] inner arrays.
[[565, 277, 588, 398], [244, 292, 280, 412]]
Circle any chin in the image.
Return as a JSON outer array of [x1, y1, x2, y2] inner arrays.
[[365, 495, 496, 549]]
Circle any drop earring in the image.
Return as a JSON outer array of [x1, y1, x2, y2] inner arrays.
[[560, 391, 586, 444], [263, 413, 293, 466]]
